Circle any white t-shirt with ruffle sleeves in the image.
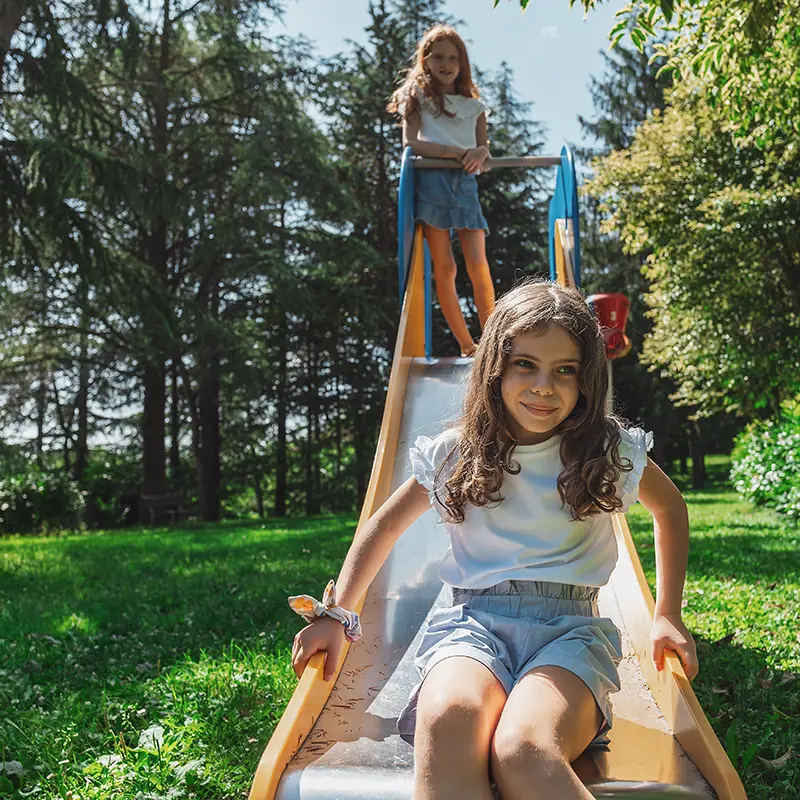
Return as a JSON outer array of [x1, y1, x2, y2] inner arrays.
[[401, 85, 489, 150], [409, 426, 652, 589]]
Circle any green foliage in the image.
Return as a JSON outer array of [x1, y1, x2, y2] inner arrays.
[[586, 84, 800, 418], [0, 470, 84, 535], [576, 40, 695, 466], [78, 449, 142, 528], [3, 0, 359, 522], [649, 2, 800, 149], [731, 401, 800, 520], [0, 441, 32, 475]]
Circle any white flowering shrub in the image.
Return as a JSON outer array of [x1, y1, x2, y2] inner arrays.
[[730, 401, 800, 521]]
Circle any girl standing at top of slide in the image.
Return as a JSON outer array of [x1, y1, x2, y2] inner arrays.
[[290, 281, 699, 799], [387, 25, 495, 357]]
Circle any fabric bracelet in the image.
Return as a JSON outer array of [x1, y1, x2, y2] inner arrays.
[[288, 579, 363, 643]]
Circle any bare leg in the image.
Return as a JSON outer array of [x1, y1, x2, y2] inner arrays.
[[425, 225, 476, 356], [491, 666, 604, 799], [413, 656, 507, 800], [456, 228, 495, 330]]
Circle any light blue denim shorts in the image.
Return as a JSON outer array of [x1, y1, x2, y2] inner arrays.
[[415, 168, 489, 234], [397, 580, 623, 748]]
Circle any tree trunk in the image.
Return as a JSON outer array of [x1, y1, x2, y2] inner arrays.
[[689, 420, 706, 489], [275, 203, 289, 517], [170, 360, 181, 484], [197, 284, 221, 522], [73, 326, 90, 480], [304, 402, 313, 515], [254, 470, 264, 518], [142, 361, 167, 495], [312, 405, 321, 513], [304, 336, 318, 516], [74, 362, 89, 479], [49, 376, 72, 473], [140, 0, 171, 500], [197, 366, 220, 521], [334, 365, 342, 478], [0, 0, 26, 85], [275, 313, 288, 517], [34, 378, 46, 468], [678, 428, 688, 475]]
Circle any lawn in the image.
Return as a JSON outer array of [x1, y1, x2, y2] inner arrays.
[[626, 456, 799, 797], [0, 517, 355, 799], [1, 458, 798, 799]]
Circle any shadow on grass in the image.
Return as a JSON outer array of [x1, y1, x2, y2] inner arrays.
[[631, 534, 799, 584], [691, 636, 800, 798]]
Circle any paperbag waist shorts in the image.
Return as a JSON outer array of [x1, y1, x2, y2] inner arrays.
[[397, 579, 623, 748]]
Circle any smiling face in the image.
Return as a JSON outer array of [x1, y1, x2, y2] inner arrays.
[[500, 324, 582, 445], [425, 38, 461, 92]]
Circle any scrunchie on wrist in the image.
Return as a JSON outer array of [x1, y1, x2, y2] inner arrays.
[[288, 580, 362, 642]]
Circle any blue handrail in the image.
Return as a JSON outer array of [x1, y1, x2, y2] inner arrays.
[[398, 146, 433, 358], [547, 145, 581, 288], [397, 147, 416, 303]]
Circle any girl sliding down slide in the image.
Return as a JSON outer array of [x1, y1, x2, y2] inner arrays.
[[290, 281, 699, 799]]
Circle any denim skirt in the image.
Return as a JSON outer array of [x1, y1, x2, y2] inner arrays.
[[415, 168, 489, 234], [397, 580, 623, 748]]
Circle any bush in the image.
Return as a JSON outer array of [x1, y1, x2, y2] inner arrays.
[[0, 470, 85, 535], [730, 400, 800, 520], [79, 448, 141, 528]]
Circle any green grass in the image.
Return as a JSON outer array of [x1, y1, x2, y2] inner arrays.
[[0, 517, 356, 799], [627, 455, 800, 797], [1, 459, 798, 799]]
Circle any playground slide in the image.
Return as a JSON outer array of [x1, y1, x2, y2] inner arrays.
[[249, 225, 747, 799]]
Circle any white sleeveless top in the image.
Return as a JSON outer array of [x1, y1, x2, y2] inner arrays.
[[405, 85, 488, 150], [409, 426, 652, 589]]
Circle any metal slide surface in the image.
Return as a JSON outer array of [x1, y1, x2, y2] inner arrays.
[[250, 227, 746, 799]]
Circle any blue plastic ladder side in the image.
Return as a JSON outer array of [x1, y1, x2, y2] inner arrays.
[[424, 241, 433, 360], [397, 147, 415, 305]]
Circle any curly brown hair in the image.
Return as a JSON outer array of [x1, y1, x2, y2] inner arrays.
[[386, 24, 479, 120], [436, 280, 633, 523]]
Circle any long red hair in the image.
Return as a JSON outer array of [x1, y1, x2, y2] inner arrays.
[[387, 24, 479, 119]]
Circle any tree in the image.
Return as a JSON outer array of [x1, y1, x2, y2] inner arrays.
[[315, 0, 450, 499], [578, 43, 670, 154], [586, 82, 800, 420], [575, 42, 690, 469], [2, 1, 351, 522]]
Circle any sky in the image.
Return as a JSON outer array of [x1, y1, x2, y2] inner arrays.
[[279, 0, 626, 154]]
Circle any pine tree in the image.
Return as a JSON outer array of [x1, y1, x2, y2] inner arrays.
[[578, 44, 670, 155], [2, 2, 349, 520], [316, 0, 453, 500]]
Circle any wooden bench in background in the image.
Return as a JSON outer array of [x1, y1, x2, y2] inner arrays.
[[140, 493, 194, 526]]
